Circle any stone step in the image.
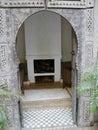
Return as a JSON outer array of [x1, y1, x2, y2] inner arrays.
[[22, 98, 72, 111], [23, 82, 62, 89]]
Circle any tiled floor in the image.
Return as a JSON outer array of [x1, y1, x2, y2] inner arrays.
[[21, 88, 98, 130], [22, 88, 75, 129], [22, 107, 76, 129]]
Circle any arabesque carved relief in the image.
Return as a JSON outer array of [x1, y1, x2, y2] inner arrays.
[[2, 0, 45, 7], [0, 0, 94, 8], [47, 0, 94, 8]]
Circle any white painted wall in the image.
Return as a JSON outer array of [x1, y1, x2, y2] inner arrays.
[[25, 11, 61, 57], [24, 11, 61, 82], [61, 17, 72, 62]]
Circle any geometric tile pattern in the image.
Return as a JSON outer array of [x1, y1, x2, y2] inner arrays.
[[22, 107, 76, 129]]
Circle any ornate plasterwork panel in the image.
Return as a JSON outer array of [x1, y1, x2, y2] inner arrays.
[[84, 9, 94, 69], [0, 8, 21, 129], [0, 73, 20, 130], [1, 0, 45, 7], [93, 1, 98, 63], [0, 44, 9, 75], [5, 10, 12, 42], [78, 7, 94, 126], [0, 9, 13, 43], [85, 9, 94, 41], [0, 9, 7, 42], [83, 101, 90, 122], [5, 103, 20, 127], [0, 10, 4, 36], [0, 0, 94, 8], [85, 43, 93, 67], [78, 97, 94, 126], [47, 0, 94, 8]]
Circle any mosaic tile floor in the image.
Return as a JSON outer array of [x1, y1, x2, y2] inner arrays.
[[22, 107, 76, 129], [22, 88, 76, 129]]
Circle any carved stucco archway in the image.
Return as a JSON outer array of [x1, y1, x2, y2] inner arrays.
[[0, 6, 95, 130]]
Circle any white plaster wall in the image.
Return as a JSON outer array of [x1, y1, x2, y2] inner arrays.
[[16, 24, 26, 63], [24, 11, 61, 82], [25, 11, 61, 57], [61, 17, 72, 62]]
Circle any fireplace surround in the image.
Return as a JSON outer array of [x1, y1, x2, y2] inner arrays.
[[26, 56, 61, 83]]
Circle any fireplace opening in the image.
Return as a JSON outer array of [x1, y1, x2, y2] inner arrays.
[[35, 76, 54, 83], [34, 59, 54, 73]]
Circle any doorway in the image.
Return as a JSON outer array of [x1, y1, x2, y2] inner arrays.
[[16, 10, 78, 129]]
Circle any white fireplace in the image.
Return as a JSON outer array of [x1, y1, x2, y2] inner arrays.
[[26, 55, 61, 83]]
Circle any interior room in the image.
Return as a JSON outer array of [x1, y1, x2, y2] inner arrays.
[[16, 10, 77, 129]]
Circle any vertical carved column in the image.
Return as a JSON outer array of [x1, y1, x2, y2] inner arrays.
[[78, 8, 94, 126], [93, 0, 98, 122], [0, 9, 9, 78], [94, 0, 98, 60], [0, 9, 21, 130]]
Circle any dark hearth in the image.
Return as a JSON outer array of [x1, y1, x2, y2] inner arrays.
[[35, 76, 54, 83], [34, 59, 54, 73]]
